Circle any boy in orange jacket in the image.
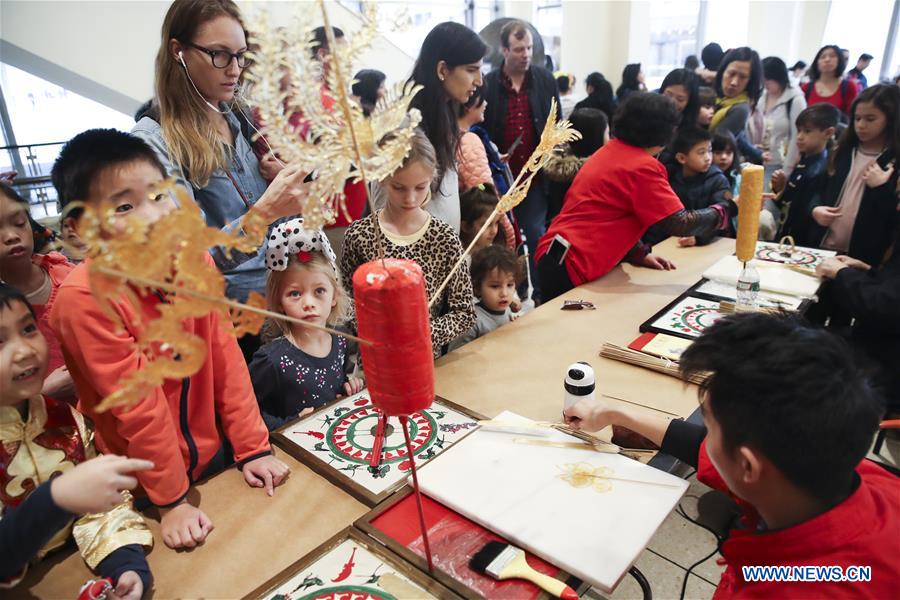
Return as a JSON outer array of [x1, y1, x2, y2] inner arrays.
[[49, 129, 290, 550], [565, 313, 898, 599]]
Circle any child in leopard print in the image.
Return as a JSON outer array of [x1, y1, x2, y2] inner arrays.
[[249, 218, 364, 431], [340, 130, 475, 357]]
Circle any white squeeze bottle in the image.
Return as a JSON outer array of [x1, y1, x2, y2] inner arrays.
[[736, 262, 760, 311], [564, 362, 595, 410]]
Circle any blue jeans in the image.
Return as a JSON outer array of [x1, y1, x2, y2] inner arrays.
[[513, 182, 548, 300]]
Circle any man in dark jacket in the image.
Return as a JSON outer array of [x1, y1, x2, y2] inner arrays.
[[483, 20, 561, 299]]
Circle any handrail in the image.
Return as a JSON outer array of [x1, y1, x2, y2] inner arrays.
[[0, 141, 66, 151]]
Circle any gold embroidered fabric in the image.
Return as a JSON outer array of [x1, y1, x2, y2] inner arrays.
[[73, 491, 153, 568], [0, 397, 152, 573]]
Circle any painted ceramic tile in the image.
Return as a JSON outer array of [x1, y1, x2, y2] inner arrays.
[[280, 391, 479, 495], [649, 296, 723, 338], [264, 538, 438, 600], [754, 241, 836, 270]]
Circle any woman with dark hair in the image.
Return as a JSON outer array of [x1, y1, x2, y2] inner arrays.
[[407, 21, 488, 232], [710, 46, 763, 137], [535, 94, 734, 300], [352, 69, 386, 117], [544, 107, 609, 222], [660, 68, 700, 127], [801, 45, 860, 117], [616, 63, 645, 102], [809, 84, 900, 267], [697, 42, 724, 83], [758, 56, 806, 175], [574, 72, 616, 122], [789, 60, 807, 86]]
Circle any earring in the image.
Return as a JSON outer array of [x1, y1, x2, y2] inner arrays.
[[439, 76, 445, 82]]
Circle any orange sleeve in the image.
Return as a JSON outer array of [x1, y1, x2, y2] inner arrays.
[[208, 310, 271, 464], [51, 283, 190, 506]]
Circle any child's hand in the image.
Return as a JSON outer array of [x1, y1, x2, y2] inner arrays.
[[242, 455, 291, 497], [639, 254, 676, 270], [863, 161, 894, 188], [812, 205, 841, 226], [770, 169, 786, 193], [42, 365, 76, 398], [835, 255, 871, 271], [677, 236, 697, 247], [343, 377, 365, 397], [109, 571, 143, 600], [563, 397, 618, 432], [159, 502, 213, 549], [816, 257, 851, 280], [51, 455, 154, 515]]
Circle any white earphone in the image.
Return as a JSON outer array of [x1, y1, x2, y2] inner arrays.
[[177, 48, 232, 114]]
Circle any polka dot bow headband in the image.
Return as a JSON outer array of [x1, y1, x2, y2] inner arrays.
[[266, 218, 337, 274]]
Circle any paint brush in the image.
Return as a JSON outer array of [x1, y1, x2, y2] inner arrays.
[[470, 541, 579, 599]]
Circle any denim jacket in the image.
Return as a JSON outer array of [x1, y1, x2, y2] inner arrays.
[[132, 111, 270, 301]]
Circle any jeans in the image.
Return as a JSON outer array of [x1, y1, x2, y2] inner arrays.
[[537, 253, 575, 302], [513, 182, 549, 300]]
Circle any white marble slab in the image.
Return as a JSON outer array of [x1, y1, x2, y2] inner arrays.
[[414, 411, 689, 592]]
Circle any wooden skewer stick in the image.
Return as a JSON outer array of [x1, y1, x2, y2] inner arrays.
[[428, 207, 501, 308], [94, 266, 373, 345], [581, 472, 683, 488]]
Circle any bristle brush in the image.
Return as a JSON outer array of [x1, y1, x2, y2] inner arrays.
[[470, 541, 579, 599]]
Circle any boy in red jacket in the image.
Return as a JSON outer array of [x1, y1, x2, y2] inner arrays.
[[49, 129, 290, 550], [565, 313, 898, 598]]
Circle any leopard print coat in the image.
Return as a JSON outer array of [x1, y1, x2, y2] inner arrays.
[[340, 214, 475, 355]]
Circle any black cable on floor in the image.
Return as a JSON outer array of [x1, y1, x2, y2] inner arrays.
[[675, 496, 727, 600], [629, 565, 653, 600]]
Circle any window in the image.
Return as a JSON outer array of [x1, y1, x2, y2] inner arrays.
[[646, 0, 702, 90], [349, 0, 469, 59], [534, 0, 562, 71], [823, 0, 896, 84], [0, 62, 133, 146], [473, 0, 502, 34], [0, 62, 133, 218]]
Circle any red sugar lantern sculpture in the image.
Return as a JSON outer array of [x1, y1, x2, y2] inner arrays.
[[353, 258, 435, 415], [353, 258, 436, 569]]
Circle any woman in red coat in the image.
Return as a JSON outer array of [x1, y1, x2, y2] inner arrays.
[[536, 93, 734, 301]]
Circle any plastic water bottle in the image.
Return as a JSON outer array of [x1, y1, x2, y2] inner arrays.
[[564, 362, 595, 410], [736, 263, 760, 311]]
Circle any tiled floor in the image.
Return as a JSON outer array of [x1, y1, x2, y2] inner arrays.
[[586, 433, 899, 600]]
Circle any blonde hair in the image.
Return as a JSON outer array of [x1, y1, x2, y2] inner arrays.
[[265, 253, 349, 337], [155, 0, 248, 188], [384, 128, 439, 191]]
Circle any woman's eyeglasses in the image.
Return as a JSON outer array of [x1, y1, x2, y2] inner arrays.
[[187, 43, 251, 69]]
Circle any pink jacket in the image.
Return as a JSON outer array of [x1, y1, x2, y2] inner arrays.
[[457, 131, 493, 192]]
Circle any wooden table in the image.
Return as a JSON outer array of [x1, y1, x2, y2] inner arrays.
[[434, 237, 735, 423], [15, 237, 733, 598], [13, 454, 368, 599]]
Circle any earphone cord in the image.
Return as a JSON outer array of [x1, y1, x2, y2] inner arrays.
[[181, 57, 237, 115], [233, 88, 287, 168]]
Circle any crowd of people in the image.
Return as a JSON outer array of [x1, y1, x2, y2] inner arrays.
[[1, 1, 898, 597]]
